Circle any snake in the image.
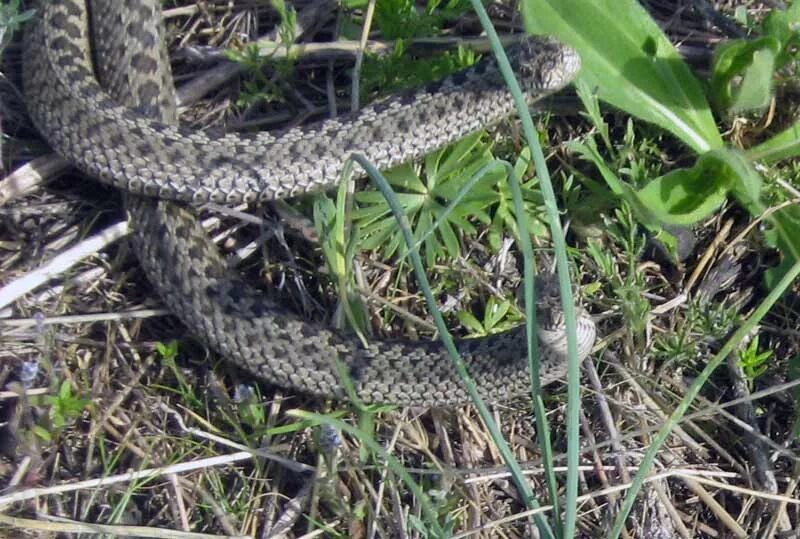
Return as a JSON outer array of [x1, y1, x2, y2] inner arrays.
[[22, 0, 596, 406]]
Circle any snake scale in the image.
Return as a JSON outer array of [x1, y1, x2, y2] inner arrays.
[[23, 0, 596, 406]]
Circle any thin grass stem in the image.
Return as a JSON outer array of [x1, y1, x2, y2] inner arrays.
[[609, 258, 800, 537]]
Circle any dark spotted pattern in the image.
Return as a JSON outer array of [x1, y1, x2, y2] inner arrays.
[[24, 1, 581, 205], [24, 0, 595, 405]]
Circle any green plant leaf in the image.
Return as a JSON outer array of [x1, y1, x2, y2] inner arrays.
[[636, 149, 758, 225], [429, 132, 485, 179], [523, 0, 722, 153], [385, 164, 427, 194], [739, 336, 773, 382], [763, 206, 800, 288], [569, 137, 662, 227], [710, 37, 780, 113], [575, 78, 612, 152], [456, 310, 485, 334], [762, 9, 800, 68], [726, 149, 763, 203], [484, 298, 511, 330], [354, 133, 501, 263], [32, 425, 52, 442], [747, 120, 800, 164], [156, 340, 179, 360]]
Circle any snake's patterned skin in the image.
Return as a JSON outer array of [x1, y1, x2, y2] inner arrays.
[[23, 0, 596, 406], [24, 2, 581, 203]]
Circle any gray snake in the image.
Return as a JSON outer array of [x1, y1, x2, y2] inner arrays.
[[23, 0, 596, 406]]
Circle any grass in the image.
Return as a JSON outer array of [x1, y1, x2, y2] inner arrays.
[[2, 0, 800, 537]]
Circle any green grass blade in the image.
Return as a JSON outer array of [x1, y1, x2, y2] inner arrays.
[[288, 410, 445, 536], [351, 154, 556, 539], [416, 157, 564, 522], [523, 0, 722, 153], [468, 2, 584, 536], [507, 166, 563, 527], [609, 258, 800, 537], [425, 155, 566, 528]]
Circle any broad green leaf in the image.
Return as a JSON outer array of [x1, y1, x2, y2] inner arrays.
[[637, 149, 758, 225], [710, 37, 780, 113], [32, 425, 52, 442], [523, 0, 722, 153], [763, 11, 792, 52], [485, 298, 511, 329], [636, 153, 729, 225], [729, 47, 776, 112], [440, 219, 460, 259], [790, 1, 800, 20], [725, 149, 762, 203], [747, 120, 800, 164], [762, 10, 800, 68]]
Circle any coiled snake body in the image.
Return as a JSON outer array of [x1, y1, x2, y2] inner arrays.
[[23, 1, 596, 406]]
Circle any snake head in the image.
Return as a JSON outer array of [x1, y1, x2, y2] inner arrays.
[[535, 274, 563, 306], [512, 36, 582, 96], [534, 274, 572, 329]]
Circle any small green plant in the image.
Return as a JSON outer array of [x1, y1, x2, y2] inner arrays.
[[270, 0, 298, 48], [709, 6, 800, 114], [652, 332, 698, 367], [344, 0, 471, 40], [457, 296, 523, 337], [155, 340, 179, 361], [353, 132, 549, 265], [585, 237, 615, 281], [354, 132, 494, 265], [153, 340, 203, 409], [360, 42, 478, 99], [226, 1, 297, 110], [344, 0, 476, 98], [738, 335, 774, 384], [313, 172, 371, 340], [227, 43, 289, 110], [586, 207, 650, 341], [651, 297, 742, 376], [32, 380, 91, 442], [690, 298, 741, 340]]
